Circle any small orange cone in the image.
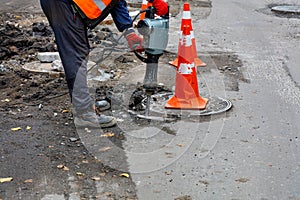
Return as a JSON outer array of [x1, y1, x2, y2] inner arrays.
[[140, 0, 152, 20], [169, 2, 206, 67], [165, 25, 208, 110]]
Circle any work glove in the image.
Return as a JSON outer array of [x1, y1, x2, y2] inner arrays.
[[147, 0, 169, 16], [125, 28, 144, 52]]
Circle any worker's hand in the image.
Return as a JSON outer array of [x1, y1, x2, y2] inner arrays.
[[125, 29, 144, 52], [148, 0, 168, 16]]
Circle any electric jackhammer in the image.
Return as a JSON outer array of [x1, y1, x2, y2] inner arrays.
[[134, 6, 169, 115]]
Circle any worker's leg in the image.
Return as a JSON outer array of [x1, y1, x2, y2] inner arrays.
[[40, 0, 94, 113]]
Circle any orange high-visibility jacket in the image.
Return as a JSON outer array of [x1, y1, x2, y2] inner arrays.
[[73, 0, 112, 19]]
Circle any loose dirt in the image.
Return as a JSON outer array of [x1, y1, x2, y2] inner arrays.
[[0, 10, 138, 200]]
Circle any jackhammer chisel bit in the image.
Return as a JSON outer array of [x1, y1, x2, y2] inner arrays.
[[143, 55, 159, 115]]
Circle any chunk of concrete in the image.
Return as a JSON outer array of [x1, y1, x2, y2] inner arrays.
[[87, 68, 111, 82], [51, 60, 64, 72], [38, 52, 61, 63]]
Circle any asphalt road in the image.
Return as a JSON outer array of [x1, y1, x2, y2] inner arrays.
[[122, 0, 300, 199]]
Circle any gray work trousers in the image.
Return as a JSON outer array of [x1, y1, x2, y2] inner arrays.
[[40, 0, 94, 113]]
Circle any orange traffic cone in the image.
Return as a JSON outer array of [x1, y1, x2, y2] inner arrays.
[[169, 2, 206, 67], [140, 0, 152, 20], [165, 25, 208, 110]]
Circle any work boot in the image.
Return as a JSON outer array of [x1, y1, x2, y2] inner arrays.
[[95, 100, 110, 111], [74, 111, 117, 128]]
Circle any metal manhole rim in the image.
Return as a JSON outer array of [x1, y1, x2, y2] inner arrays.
[[128, 92, 233, 121], [271, 5, 300, 15]]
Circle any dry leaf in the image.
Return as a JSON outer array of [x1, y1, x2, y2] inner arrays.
[[176, 143, 184, 147], [11, 127, 22, 131], [57, 164, 69, 171], [235, 178, 250, 183], [101, 132, 115, 138], [199, 180, 209, 185], [1, 99, 10, 102], [98, 173, 106, 177], [62, 110, 69, 113], [76, 172, 84, 176], [99, 147, 111, 152], [174, 195, 192, 200], [165, 171, 171, 175], [57, 164, 64, 169], [63, 166, 69, 171], [82, 160, 89, 164], [92, 176, 101, 181], [0, 177, 13, 183], [119, 173, 129, 178], [26, 126, 31, 131], [24, 179, 33, 183]]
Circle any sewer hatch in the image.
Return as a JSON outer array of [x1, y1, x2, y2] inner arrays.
[[271, 5, 300, 15], [128, 92, 233, 121], [258, 4, 300, 19]]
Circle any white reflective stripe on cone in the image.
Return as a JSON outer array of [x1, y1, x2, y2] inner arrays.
[[190, 30, 195, 39], [180, 34, 192, 46], [184, 34, 192, 46], [178, 63, 195, 74], [182, 11, 191, 19]]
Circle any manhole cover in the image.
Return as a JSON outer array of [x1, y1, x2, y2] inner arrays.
[[22, 61, 63, 75], [271, 5, 300, 15], [129, 92, 232, 121]]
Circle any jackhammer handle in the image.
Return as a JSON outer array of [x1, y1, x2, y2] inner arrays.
[[134, 50, 148, 63]]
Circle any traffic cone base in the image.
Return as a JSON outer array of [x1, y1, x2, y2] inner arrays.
[[169, 57, 207, 67], [194, 57, 207, 67], [168, 58, 179, 67], [165, 95, 208, 110]]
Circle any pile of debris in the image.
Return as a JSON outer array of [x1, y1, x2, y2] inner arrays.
[[0, 13, 55, 62]]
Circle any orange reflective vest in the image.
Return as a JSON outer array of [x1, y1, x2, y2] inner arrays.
[[72, 0, 112, 19]]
